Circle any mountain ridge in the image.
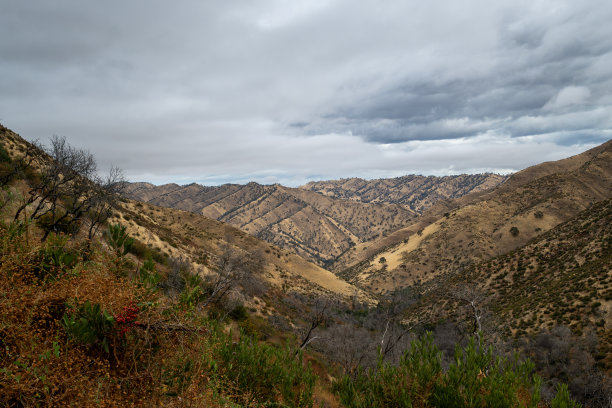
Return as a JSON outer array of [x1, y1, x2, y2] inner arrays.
[[124, 174, 506, 266]]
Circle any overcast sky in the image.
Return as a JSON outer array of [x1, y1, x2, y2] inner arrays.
[[1, 1, 611, 186]]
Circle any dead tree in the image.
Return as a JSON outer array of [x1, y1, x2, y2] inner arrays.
[[201, 244, 258, 308], [295, 300, 328, 356], [377, 288, 420, 361], [84, 166, 125, 240], [451, 284, 485, 343]]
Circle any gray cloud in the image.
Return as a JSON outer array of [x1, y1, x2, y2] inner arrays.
[[1, 0, 611, 186]]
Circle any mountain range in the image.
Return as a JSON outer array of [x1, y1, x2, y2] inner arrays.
[[124, 174, 506, 266]]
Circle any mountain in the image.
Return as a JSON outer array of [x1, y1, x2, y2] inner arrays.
[[124, 174, 506, 267], [124, 181, 416, 266], [301, 173, 507, 213], [338, 139, 612, 293], [112, 198, 368, 302]]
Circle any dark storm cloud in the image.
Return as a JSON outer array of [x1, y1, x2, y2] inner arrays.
[[1, 0, 611, 185], [312, 2, 612, 144]]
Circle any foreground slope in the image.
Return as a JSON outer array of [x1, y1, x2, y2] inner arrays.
[[339, 140, 612, 292]]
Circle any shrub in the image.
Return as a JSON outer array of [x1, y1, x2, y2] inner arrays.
[[61, 300, 115, 353], [36, 211, 81, 236], [551, 384, 582, 408], [208, 329, 316, 407], [137, 256, 161, 289], [0, 143, 11, 163], [35, 233, 79, 281], [229, 304, 249, 321], [107, 223, 134, 257], [510, 226, 520, 237], [333, 332, 577, 408]]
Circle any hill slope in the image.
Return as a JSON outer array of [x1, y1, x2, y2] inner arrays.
[[301, 173, 507, 213], [124, 182, 415, 266], [124, 175, 506, 267], [339, 139, 612, 292]]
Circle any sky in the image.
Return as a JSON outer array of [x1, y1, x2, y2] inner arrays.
[[1, 1, 611, 186]]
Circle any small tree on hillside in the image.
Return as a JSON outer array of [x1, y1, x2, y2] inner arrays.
[[12, 136, 124, 241]]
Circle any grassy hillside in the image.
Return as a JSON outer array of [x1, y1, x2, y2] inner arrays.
[[338, 139, 612, 291]]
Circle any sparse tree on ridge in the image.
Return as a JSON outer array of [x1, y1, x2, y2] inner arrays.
[[12, 135, 125, 241]]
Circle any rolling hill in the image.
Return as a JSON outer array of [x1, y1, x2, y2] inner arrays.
[[123, 174, 505, 267], [338, 139, 612, 293], [124, 181, 416, 266]]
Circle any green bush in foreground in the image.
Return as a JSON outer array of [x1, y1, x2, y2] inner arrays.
[[61, 300, 115, 353], [334, 332, 579, 408], [207, 328, 316, 407]]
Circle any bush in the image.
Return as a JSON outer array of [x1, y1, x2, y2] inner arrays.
[[137, 256, 161, 290], [36, 211, 81, 236], [229, 304, 249, 321], [0, 143, 11, 163], [35, 233, 79, 281], [333, 332, 578, 408], [551, 384, 582, 408], [107, 223, 134, 257], [208, 329, 316, 407], [510, 226, 520, 237], [61, 300, 115, 353]]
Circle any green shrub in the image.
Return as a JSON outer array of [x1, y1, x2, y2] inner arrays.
[[107, 223, 134, 257], [61, 300, 115, 353], [137, 256, 161, 289], [550, 384, 582, 408], [35, 233, 79, 280], [178, 270, 207, 309], [36, 211, 81, 236], [430, 337, 539, 408], [334, 332, 441, 408], [0, 144, 11, 163], [333, 333, 572, 408], [229, 304, 249, 321], [208, 329, 315, 407]]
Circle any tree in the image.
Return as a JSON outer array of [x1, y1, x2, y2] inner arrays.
[[84, 166, 125, 240], [12, 136, 124, 241], [201, 244, 261, 308], [295, 299, 328, 356], [450, 284, 487, 343]]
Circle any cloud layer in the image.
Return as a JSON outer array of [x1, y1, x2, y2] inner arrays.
[[1, 1, 611, 185]]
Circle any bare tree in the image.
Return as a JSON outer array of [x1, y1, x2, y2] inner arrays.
[[295, 300, 328, 356], [11, 136, 124, 241], [451, 284, 486, 343], [376, 288, 421, 362], [84, 166, 126, 240], [201, 244, 257, 308]]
